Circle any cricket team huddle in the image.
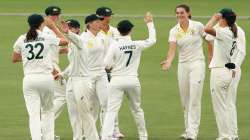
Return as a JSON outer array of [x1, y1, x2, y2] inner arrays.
[[11, 3, 246, 140]]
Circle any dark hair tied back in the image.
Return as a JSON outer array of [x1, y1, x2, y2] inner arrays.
[[175, 4, 192, 19]]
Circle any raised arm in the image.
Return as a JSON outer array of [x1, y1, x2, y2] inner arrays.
[[204, 13, 221, 36], [134, 12, 156, 49], [44, 17, 69, 46], [59, 21, 84, 49]]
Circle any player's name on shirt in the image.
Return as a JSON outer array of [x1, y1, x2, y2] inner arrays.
[[119, 45, 136, 51], [24, 37, 45, 43]]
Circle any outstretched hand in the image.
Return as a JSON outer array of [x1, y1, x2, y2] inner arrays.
[[160, 60, 171, 72], [144, 12, 153, 23]]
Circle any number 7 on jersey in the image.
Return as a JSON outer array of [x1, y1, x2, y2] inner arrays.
[[124, 51, 133, 67]]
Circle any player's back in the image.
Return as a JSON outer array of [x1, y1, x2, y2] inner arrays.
[[13, 31, 60, 75]]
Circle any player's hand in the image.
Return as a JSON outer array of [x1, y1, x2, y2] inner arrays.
[[161, 60, 172, 72], [211, 13, 222, 21], [54, 73, 62, 80], [59, 21, 69, 33], [144, 12, 153, 23]]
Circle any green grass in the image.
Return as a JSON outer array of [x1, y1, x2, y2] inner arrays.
[[0, 0, 249, 140]]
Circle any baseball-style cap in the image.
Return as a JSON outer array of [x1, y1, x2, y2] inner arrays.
[[66, 19, 80, 28], [85, 14, 104, 24], [45, 6, 61, 16], [117, 20, 134, 35], [96, 7, 114, 17], [28, 14, 44, 27]]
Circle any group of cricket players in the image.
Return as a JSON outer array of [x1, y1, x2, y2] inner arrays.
[[11, 3, 246, 140]]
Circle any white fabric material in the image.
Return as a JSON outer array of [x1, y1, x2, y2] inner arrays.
[[210, 68, 233, 140], [102, 76, 148, 140], [168, 20, 205, 63], [42, 26, 61, 69], [80, 30, 106, 76], [102, 22, 156, 140], [104, 22, 156, 76], [13, 31, 60, 75], [63, 32, 101, 139], [178, 60, 205, 139], [209, 26, 236, 68], [23, 74, 54, 140]]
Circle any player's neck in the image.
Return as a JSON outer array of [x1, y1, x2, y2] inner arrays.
[[179, 20, 189, 32], [89, 29, 99, 36], [102, 24, 110, 33]]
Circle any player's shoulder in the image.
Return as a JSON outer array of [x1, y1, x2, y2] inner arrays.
[[169, 24, 179, 33], [190, 19, 204, 27]]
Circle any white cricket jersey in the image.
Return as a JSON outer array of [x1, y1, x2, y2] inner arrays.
[[80, 30, 106, 76], [61, 32, 89, 77], [98, 25, 120, 56], [209, 26, 237, 68], [206, 25, 246, 68], [169, 20, 205, 63], [13, 30, 60, 76], [104, 22, 156, 77], [42, 26, 61, 70]]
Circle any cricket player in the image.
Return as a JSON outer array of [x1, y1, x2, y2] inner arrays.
[[79, 13, 111, 133], [12, 14, 68, 140], [161, 4, 206, 140], [96, 6, 124, 138], [58, 19, 87, 140], [55, 18, 101, 140], [43, 6, 68, 123], [205, 23, 246, 140], [204, 9, 238, 140], [101, 12, 156, 140]]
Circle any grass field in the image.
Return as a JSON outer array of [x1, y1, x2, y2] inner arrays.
[[0, 0, 249, 140]]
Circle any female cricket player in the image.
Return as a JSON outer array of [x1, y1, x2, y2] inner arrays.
[[204, 9, 239, 140], [57, 18, 101, 140], [80, 14, 111, 131], [101, 12, 156, 140], [12, 14, 68, 140], [206, 23, 246, 140], [161, 4, 206, 140], [96, 6, 124, 138]]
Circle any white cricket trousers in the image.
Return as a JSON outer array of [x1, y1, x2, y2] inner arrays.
[[53, 79, 66, 119], [210, 68, 234, 140], [102, 76, 148, 140], [67, 77, 99, 140], [53, 64, 66, 119], [178, 60, 205, 138], [90, 75, 121, 135], [23, 74, 54, 140], [91, 75, 109, 126], [228, 68, 241, 139]]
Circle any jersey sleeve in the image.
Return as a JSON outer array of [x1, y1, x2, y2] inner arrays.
[[232, 27, 246, 67], [46, 34, 60, 47], [134, 22, 156, 50], [168, 28, 176, 42], [66, 31, 84, 49], [197, 22, 206, 37], [215, 27, 229, 40], [13, 35, 24, 53], [205, 34, 215, 42], [104, 41, 117, 68]]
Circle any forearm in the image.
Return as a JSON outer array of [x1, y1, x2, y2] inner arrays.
[[65, 31, 82, 48], [147, 22, 156, 44], [207, 41, 213, 64], [165, 44, 176, 63]]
